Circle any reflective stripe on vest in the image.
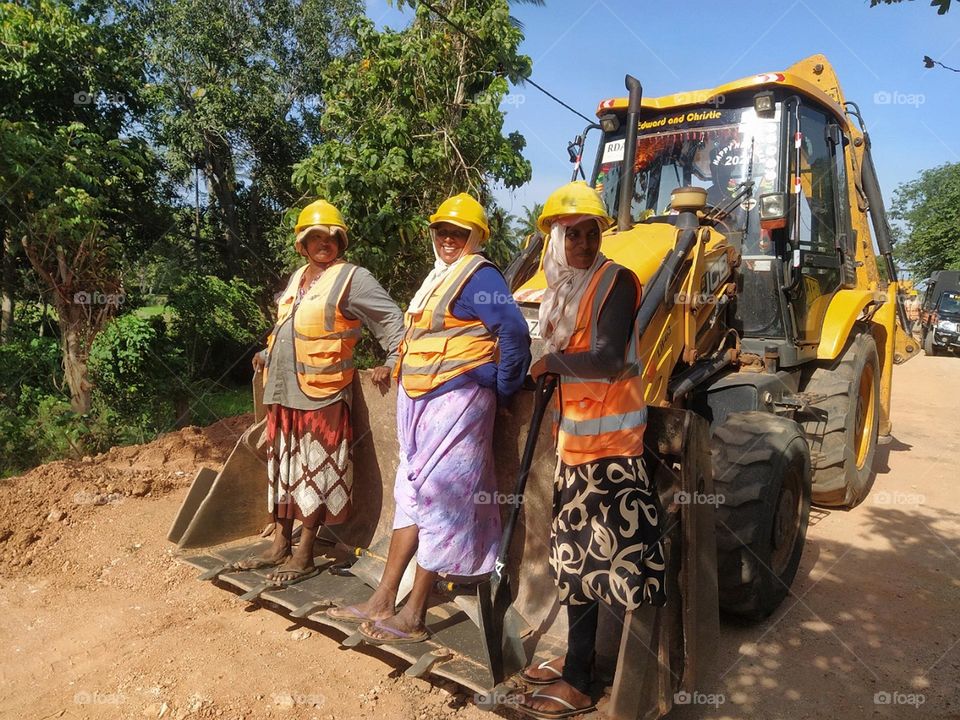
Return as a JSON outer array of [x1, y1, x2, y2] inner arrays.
[[556, 261, 646, 465], [264, 262, 361, 400], [399, 254, 498, 397]]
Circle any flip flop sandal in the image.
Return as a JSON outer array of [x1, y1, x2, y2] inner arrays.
[[520, 658, 565, 686], [325, 605, 376, 624], [231, 556, 288, 571], [358, 619, 430, 646], [516, 690, 596, 719], [266, 566, 321, 588]]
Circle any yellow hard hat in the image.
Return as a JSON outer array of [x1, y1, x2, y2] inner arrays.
[[429, 193, 489, 242], [295, 199, 346, 234], [537, 181, 613, 234], [294, 200, 347, 255]]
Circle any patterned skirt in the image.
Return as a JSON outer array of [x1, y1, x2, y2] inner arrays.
[[549, 455, 667, 610], [265, 401, 353, 527]]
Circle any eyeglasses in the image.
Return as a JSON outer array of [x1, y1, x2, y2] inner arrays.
[[434, 226, 471, 241]]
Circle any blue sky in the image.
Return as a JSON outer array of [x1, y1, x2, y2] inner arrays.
[[365, 0, 960, 218]]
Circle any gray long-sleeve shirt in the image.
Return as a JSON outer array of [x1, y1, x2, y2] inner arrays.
[[262, 266, 405, 410]]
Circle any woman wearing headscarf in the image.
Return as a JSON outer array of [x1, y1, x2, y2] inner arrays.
[[243, 199, 405, 585], [517, 182, 666, 719], [327, 193, 531, 643]]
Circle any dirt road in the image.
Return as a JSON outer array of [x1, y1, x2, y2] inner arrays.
[[1, 355, 958, 720]]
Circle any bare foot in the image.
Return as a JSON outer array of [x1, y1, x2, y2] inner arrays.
[[329, 589, 396, 623], [359, 608, 425, 641], [234, 537, 291, 569], [268, 556, 315, 583], [522, 655, 566, 683], [518, 679, 593, 716]]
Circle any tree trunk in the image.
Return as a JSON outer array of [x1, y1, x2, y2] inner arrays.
[[59, 304, 93, 414], [1, 225, 14, 343], [202, 132, 242, 272]]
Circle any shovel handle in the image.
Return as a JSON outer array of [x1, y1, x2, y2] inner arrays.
[[491, 373, 557, 585]]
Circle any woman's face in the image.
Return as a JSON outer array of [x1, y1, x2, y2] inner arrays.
[[433, 222, 471, 264], [303, 231, 340, 266], [564, 218, 601, 269]]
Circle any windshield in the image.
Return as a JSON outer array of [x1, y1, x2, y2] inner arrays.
[[940, 293, 960, 315], [594, 105, 782, 253]]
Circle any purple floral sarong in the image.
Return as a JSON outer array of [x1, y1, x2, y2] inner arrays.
[[393, 383, 501, 576]]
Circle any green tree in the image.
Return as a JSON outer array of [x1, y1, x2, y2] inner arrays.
[[0, 0, 168, 413], [292, 0, 532, 301], [131, 0, 363, 287], [890, 162, 960, 279]]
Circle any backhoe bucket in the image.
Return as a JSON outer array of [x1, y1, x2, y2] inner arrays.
[[170, 373, 718, 717]]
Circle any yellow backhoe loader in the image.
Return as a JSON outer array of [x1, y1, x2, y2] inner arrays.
[[168, 55, 917, 719]]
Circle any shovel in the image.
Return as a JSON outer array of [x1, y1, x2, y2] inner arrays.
[[477, 373, 557, 685]]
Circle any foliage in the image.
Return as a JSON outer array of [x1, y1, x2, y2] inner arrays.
[[292, 0, 532, 301], [89, 313, 179, 431], [870, 0, 951, 14], [890, 162, 960, 279], [166, 274, 269, 382], [131, 0, 364, 288], [1, 0, 170, 412]]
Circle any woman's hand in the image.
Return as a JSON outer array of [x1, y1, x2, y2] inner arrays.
[[252, 352, 266, 372], [371, 365, 391, 391], [529, 356, 549, 381]]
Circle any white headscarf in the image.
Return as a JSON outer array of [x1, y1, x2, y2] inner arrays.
[[538, 216, 607, 353], [407, 226, 483, 313]]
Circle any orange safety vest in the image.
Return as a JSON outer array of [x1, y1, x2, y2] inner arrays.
[[264, 261, 361, 400], [399, 254, 498, 397], [556, 261, 646, 465]]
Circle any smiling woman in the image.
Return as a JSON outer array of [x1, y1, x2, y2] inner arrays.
[[240, 199, 406, 587]]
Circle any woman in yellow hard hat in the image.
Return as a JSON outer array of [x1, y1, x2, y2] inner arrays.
[[516, 182, 666, 718], [242, 199, 405, 585], [327, 193, 531, 644]]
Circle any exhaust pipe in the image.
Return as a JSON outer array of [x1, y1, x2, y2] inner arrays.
[[617, 74, 643, 232]]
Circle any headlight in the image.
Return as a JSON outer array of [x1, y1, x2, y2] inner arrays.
[[938, 319, 958, 333]]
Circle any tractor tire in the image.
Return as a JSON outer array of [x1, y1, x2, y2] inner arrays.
[[923, 330, 938, 357], [712, 412, 812, 621], [801, 331, 880, 508]]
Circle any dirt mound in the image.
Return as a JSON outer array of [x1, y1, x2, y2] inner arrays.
[[0, 414, 253, 578]]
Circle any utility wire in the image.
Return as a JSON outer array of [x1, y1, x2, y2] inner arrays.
[[923, 55, 960, 72], [417, 0, 595, 124]]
